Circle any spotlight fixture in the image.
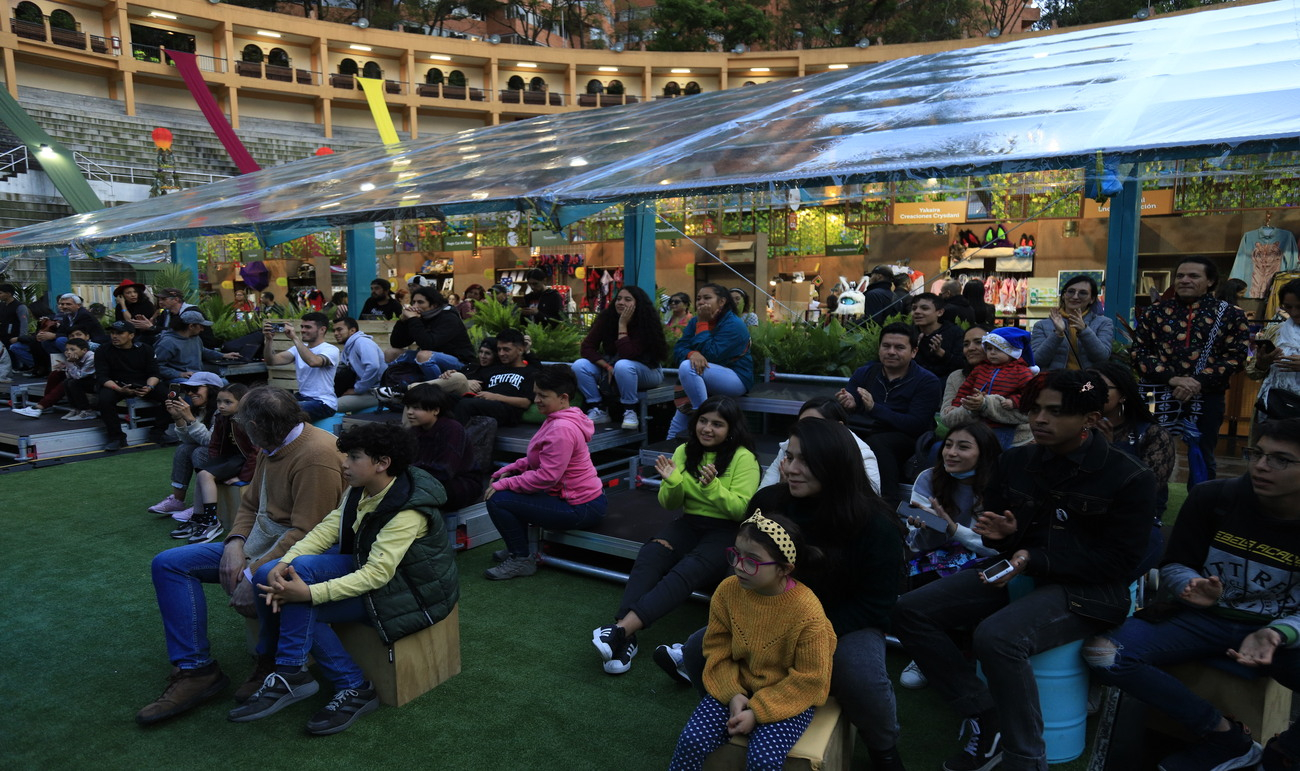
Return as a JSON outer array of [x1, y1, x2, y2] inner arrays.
[[354, 17, 370, 29], [611, 42, 625, 53], [855, 38, 870, 49], [38, 143, 54, 157], [732, 44, 746, 54], [1134, 8, 1152, 19], [488, 34, 501, 45], [987, 28, 1001, 38]]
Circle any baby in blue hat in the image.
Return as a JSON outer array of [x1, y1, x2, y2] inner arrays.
[[949, 327, 1039, 446]]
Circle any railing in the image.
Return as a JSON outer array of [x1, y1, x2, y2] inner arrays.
[[71, 152, 233, 188], [9, 17, 116, 55], [129, 43, 226, 73], [0, 145, 30, 180]]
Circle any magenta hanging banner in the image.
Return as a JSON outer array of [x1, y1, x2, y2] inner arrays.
[[166, 49, 261, 174]]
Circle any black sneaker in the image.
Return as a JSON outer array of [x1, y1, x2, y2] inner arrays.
[[1158, 720, 1261, 771], [305, 683, 380, 736], [187, 512, 225, 544], [227, 669, 319, 722], [169, 521, 196, 540], [591, 624, 637, 675], [944, 715, 1002, 771], [653, 643, 691, 685]]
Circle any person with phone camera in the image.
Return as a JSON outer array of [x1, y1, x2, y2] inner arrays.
[[895, 423, 1003, 691], [893, 370, 1155, 771]]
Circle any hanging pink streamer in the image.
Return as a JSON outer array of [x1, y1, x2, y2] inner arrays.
[[166, 49, 261, 174]]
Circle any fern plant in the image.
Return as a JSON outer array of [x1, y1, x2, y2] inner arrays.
[[750, 317, 881, 378], [468, 298, 521, 335], [153, 263, 198, 302], [523, 320, 582, 362]]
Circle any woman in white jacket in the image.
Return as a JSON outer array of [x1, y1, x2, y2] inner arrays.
[[759, 396, 881, 494]]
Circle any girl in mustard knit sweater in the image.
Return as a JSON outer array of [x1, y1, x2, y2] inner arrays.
[[669, 512, 836, 771]]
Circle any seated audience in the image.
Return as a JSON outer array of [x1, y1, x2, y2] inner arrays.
[[402, 384, 485, 511], [146, 372, 224, 533], [114, 280, 156, 327], [332, 317, 386, 413], [664, 292, 691, 332], [152, 288, 216, 348], [574, 285, 668, 431], [388, 286, 474, 381], [594, 395, 759, 674], [911, 292, 966, 382], [759, 396, 881, 494], [10, 292, 102, 376], [360, 279, 402, 320], [13, 337, 97, 420], [176, 383, 257, 544], [457, 284, 485, 319], [1085, 418, 1300, 771], [449, 329, 536, 428], [154, 311, 238, 381], [231, 421, 458, 736], [96, 321, 169, 452], [941, 324, 1031, 447], [668, 284, 754, 439], [484, 365, 608, 580], [262, 312, 340, 422], [1030, 273, 1114, 371], [892, 370, 1155, 771], [837, 322, 943, 503], [950, 327, 1038, 448], [0, 283, 31, 378], [135, 387, 344, 725]]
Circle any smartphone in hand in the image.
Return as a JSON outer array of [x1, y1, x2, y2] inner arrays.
[[896, 502, 948, 533], [980, 559, 1015, 583]]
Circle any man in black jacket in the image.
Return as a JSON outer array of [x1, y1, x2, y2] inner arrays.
[[96, 321, 169, 451], [388, 286, 474, 380], [893, 369, 1155, 771]]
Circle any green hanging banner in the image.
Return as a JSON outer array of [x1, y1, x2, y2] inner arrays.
[[0, 88, 103, 213]]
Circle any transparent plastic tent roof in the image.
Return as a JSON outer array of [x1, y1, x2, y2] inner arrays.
[[3, 0, 1300, 256]]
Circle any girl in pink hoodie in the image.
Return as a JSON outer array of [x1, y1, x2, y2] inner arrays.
[[483, 364, 607, 580]]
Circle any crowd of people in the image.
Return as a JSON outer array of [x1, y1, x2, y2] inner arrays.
[[10, 256, 1300, 768]]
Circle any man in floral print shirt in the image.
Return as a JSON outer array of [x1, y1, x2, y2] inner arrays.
[[1132, 256, 1250, 487]]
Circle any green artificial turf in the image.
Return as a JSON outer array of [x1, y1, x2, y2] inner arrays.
[[4, 450, 1112, 770]]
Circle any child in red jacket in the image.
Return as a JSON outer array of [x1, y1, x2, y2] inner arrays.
[[951, 327, 1038, 447]]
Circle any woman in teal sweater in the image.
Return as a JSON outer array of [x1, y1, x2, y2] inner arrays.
[[667, 284, 755, 438], [592, 395, 760, 675]]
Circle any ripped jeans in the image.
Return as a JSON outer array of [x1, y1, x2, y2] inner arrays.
[[1086, 607, 1300, 737]]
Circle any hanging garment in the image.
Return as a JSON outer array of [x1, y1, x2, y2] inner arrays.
[[1230, 228, 1298, 298]]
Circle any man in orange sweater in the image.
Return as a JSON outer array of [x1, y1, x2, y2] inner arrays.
[[136, 387, 345, 726]]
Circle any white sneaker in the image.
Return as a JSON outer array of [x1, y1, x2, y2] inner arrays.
[[586, 407, 609, 424], [12, 406, 44, 418], [900, 660, 928, 689], [620, 409, 639, 430]]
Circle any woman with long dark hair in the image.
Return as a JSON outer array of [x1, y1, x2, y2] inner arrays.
[[662, 418, 906, 770], [592, 395, 760, 675], [668, 283, 753, 438], [573, 285, 669, 431]]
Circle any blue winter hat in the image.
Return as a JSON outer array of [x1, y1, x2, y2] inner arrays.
[[982, 327, 1038, 373]]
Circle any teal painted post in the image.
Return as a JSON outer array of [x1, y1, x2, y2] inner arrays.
[[44, 251, 72, 298], [171, 238, 200, 297], [622, 201, 656, 293], [344, 225, 377, 311], [1104, 178, 1141, 328]]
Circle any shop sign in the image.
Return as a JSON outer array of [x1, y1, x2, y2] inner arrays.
[[826, 243, 863, 256], [1083, 189, 1174, 218], [891, 201, 967, 224], [443, 234, 475, 251], [531, 229, 569, 248], [656, 219, 685, 240]]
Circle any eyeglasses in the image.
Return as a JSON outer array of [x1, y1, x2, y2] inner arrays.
[[1243, 448, 1300, 471], [668, 299, 684, 305], [725, 547, 779, 576], [1062, 289, 1092, 298]]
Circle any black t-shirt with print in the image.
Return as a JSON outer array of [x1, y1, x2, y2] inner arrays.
[[476, 363, 536, 402]]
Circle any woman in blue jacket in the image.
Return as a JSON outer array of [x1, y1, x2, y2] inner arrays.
[[667, 284, 753, 438]]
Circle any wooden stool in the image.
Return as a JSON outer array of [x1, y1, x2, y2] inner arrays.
[[1149, 660, 1293, 742], [701, 698, 852, 771], [333, 604, 462, 707], [214, 483, 245, 531]]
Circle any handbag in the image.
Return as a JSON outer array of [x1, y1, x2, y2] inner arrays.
[[243, 467, 294, 563], [1259, 388, 1300, 420], [1142, 300, 1229, 432]]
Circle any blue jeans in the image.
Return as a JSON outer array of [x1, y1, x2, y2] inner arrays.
[[1192, 393, 1225, 488], [254, 551, 368, 690], [683, 625, 899, 751], [572, 357, 664, 408], [487, 490, 607, 557], [297, 396, 335, 422], [667, 360, 748, 437], [394, 349, 463, 381], [150, 542, 227, 670], [171, 443, 209, 490], [8, 339, 33, 369], [1088, 607, 1300, 736]]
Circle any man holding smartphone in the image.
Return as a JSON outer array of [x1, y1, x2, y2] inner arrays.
[[262, 312, 340, 422], [96, 321, 170, 451], [893, 370, 1155, 771]]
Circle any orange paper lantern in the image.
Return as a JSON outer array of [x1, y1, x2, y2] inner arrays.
[[315, 147, 334, 156], [151, 127, 173, 150]]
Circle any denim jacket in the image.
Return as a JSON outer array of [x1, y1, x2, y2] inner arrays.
[[982, 432, 1156, 625]]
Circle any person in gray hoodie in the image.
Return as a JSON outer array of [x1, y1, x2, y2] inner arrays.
[[332, 317, 387, 413], [154, 311, 239, 381]]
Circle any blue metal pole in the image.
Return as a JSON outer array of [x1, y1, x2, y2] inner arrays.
[[44, 250, 71, 298], [622, 201, 656, 293], [171, 238, 200, 298], [1104, 177, 1141, 328], [344, 225, 377, 312]]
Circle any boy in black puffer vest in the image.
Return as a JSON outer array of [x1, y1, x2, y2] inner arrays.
[[231, 421, 459, 735]]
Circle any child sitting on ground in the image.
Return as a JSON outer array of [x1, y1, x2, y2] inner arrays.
[[669, 511, 835, 771], [232, 421, 459, 736], [950, 327, 1038, 447], [13, 337, 97, 420], [170, 382, 257, 544]]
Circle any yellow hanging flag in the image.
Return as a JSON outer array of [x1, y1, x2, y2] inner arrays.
[[356, 77, 400, 145]]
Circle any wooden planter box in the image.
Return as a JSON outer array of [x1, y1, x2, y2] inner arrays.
[[264, 64, 292, 82], [49, 27, 86, 50], [330, 73, 356, 89], [235, 61, 262, 78]]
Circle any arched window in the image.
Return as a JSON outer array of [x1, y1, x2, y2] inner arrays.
[[742, 81, 756, 87], [48, 9, 75, 31], [362, 61, 383, 79], [425, 67, 444, 85], [14, 2, 42, 24], [448, 70, 467, 87], [606, 79, 624, 96], [338, 58, 359, 75], [507, 75, 525, 91], [528, 76, 545, 92], [684, 81, 701, 95], [241, 44, 263, 63], [585, 79, 604, 95], [662, 81, 681, 97], [267, 48, 289, 67]]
